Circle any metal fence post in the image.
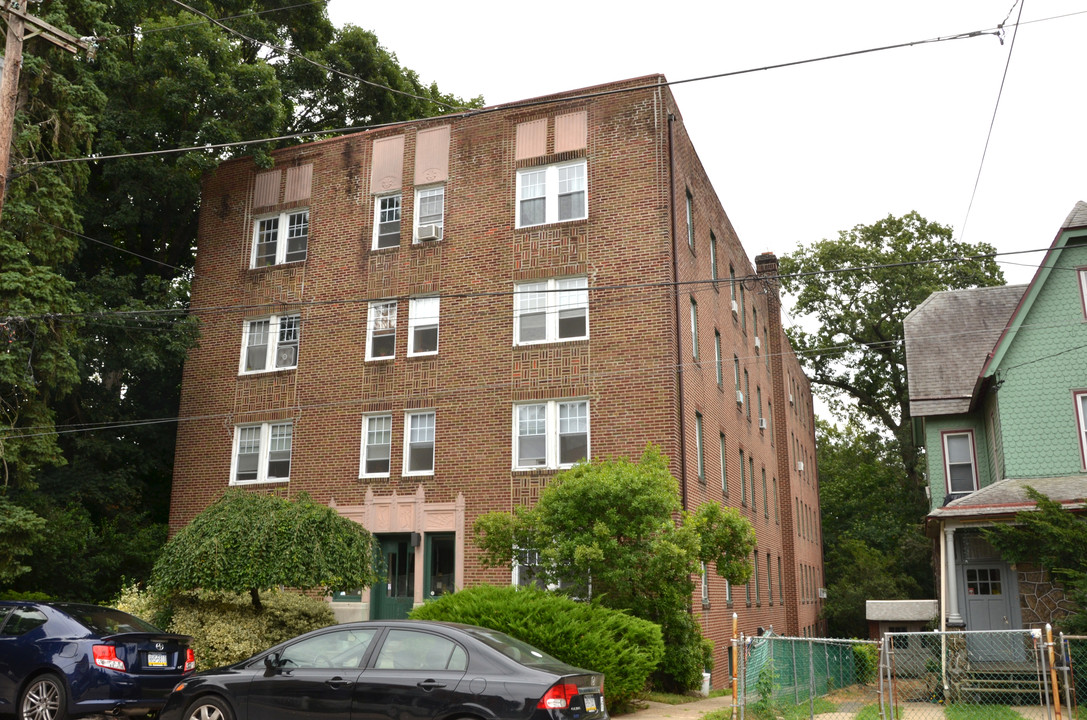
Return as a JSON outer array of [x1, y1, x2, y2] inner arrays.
[[808, 638, 815, 719]]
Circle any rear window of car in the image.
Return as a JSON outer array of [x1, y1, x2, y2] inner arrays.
[[461, 627, 562, 667], [57, 605, 160, 635], [0, 608, 47, 637]]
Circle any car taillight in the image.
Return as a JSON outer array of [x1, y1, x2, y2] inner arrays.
[[537, 682, 579, 709], [184, 648, 196, 672], [93, 645, 126, 671]]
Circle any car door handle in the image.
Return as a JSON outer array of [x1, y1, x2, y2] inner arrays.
[[417, 679, 446, 691], [325, 677, 351, 690]]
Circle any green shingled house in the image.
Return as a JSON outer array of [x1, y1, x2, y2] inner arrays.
[[904, 201, 1087, 633]]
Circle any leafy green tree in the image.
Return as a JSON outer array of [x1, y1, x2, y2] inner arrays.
[[474, 445, 755, 691], [1, 0, 481, 601], [985, 488, 1087, 633], [0, 496, 47, 583], [817, 419, 932, 636], [153, 490, 381, 609], [779, 212, 1004, 486]]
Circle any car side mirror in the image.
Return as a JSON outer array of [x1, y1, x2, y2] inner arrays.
[[264, 654, 280, 670]]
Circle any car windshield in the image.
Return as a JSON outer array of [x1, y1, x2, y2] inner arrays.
[[56, 605, 161, 635], [461, 626, 563, 667]]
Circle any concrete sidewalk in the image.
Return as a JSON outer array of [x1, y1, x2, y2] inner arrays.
[[618, 694, 736, 720]]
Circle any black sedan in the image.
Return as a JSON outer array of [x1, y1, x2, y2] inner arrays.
[[0, 601, 195, 720], [160, 620, 608, 720]]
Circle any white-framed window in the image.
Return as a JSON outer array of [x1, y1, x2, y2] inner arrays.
[[414, 185, 445, 241], [366, 300, 397, 360], [719, 432, 728, 496], [360, 414, 392, 477], [252, 209, 309, 267], [514, 277, 588, 344], [1079, 269, 1087, 319], [685, 190, 695, 250], [701, 562, 709, 604], [710, 232, 718, 281], [516, 159, 587, 227], [232, 421, 292, 484], [404, 411, 435, 475], [373, 194, 402, 249], [942, 430, 979, 494], [689, 298, 699, 359], [714, 331, 723, 387], [695, 412, 705, 480], [1076, 391, 1087, 469], [513, 399, 589, 469], [240, 313, 300, 374], [408, 297, 440, 356]]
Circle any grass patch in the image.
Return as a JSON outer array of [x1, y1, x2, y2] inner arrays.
[[641, 689, 730, 705], [945, 705, 1030, 720], [705, 697, 836, 720]]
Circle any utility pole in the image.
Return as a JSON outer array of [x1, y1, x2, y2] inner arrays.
[[0, 0, 87, 222]]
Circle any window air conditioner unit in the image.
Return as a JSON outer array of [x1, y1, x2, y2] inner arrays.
[[817, 587, 827, 599], [796, 461, 804, 472], [417, 224, 442, 241], [731, 300, 739, 316], [754, 336, 761, 350], [789, 393, 795, 405], [758, 418, 768, 430], [735, 391, 744, 405]]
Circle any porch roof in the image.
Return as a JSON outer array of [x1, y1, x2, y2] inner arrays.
[[928, 476, 1087, 520]]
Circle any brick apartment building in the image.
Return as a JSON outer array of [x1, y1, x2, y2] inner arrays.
[[169, 75, 825, 678]]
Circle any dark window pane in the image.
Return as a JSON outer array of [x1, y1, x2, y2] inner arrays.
[[558, 191, 585, 221], [371, 333, 395, 358], [413, 327, 438, 353], [518, 435, 546, 466], [519, 312, 546, 342], [409, 444, 434, 473], [558, 309, 586, 338], [521, 197, 545, 225], [559, 432, 587, 465]]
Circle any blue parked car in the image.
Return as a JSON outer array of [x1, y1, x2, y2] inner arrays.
[[0, 601, 195, 720]]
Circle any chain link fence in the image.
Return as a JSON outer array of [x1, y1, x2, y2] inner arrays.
[[728, 628, 1080, 719]]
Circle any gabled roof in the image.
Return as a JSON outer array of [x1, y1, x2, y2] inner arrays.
[[928, 476, 1087, 520], [904, 285, 1026, 416], [979, 200, 1087, 381]]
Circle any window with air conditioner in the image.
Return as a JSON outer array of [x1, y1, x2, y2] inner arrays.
[[516, 159, 587, 228], [373, 194, 402, 249], [252, 210, 309, 267], [232, 422, 292, 485], [514, 400, 589, 469], [240, 314, 301, 374], [414, 185, 445, 241], [514, 277, 588, 345]]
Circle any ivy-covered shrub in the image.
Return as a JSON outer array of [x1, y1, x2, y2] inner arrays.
[[410, 584, 663, 712], [116, 585, 334, 670], [852, 643, 879, 684]]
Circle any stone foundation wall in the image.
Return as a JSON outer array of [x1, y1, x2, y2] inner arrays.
[[1017, 564, 1076, 628]]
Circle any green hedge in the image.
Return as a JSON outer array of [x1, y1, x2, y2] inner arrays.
[[410, 584, 663, 711], [116, 585, 334, 670], [852, 643, 878, 684]]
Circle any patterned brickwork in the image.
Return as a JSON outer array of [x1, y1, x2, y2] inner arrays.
[[170, 77, 824, 681]]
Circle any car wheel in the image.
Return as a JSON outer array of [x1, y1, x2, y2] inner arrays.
[[185, 696, 234, 720], [20, 674, 66, 720]]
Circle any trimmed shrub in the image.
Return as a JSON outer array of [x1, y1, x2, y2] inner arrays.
[[115, 585, 335, 670], [410, 584, 663, 711], [852, 643, 878, 684]]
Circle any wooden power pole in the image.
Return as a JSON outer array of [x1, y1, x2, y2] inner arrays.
[[0, 0, 88, 222]]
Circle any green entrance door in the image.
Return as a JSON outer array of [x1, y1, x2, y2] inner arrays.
[[372, 535, 416, 619]]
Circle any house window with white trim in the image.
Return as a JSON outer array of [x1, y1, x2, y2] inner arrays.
[[719, 432, 728, 496], [690, 298, 699, 359], [1079, 269, 1087, 319], [373, 194, 401, 249], [710, 232, 718, 281], [516, 159, 586, 227], [695, 412, 705, 480], [232, 421, 292, 484], [360, 414, 392, 477], [366, 300, 397, 360], [514, 400, 589, 469], [701, 562, 709, 604], [408, 297, 440, 355], [414, 185, 444, 241], [240, 314, 300, 373], [252, 209, 308, 267], [514, 277, 588, 344], [404, 411, 435, 475], [715, 331, 723, 387], [685, 190, 695, 250], [943, 430, 979, 494], [1076, 391, 1087, 469]]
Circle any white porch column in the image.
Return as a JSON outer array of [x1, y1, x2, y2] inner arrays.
[[944, 525, 964, 626]]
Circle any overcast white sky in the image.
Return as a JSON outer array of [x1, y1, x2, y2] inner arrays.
[[327, 0, 1085, 289]]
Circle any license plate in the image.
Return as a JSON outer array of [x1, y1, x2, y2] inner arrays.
[[585, 695, 597, 713], [147, 652, 168, 667]]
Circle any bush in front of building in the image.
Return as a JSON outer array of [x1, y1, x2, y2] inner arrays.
[[852, 642, 879, 684], [410, 583, 664, 711], [116, 584, 334, 669]]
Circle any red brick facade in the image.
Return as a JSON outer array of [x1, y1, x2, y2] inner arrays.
[[169, 75, 824, 681]]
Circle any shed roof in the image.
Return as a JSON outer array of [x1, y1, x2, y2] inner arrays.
[[866, 599, 939, 622]]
